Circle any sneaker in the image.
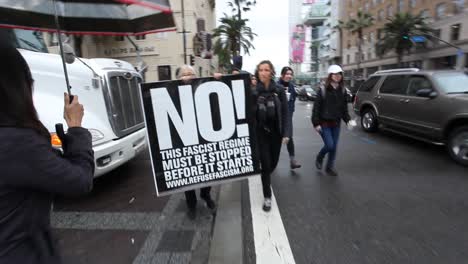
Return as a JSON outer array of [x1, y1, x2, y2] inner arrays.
[[326, 167, 338, 176], [290, 160, 302, 169], [262, 198, 272, 212], [315, 156, 323, 170], [203, 197, 217, 210]]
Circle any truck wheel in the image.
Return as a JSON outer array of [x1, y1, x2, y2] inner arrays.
[[448, 126, 468, 166], [361, 108, 378, 133]]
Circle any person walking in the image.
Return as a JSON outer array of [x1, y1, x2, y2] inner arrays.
[[0, 43, 94, 263], [253, 60, 290, 212], [278, 66, 301, 169], [311, 65, 351, 176], [175, 65, 216, 219]]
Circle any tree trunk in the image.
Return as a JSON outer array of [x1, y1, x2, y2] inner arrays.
[[357, 30, 362, 71], [339, 28, 343, 65]]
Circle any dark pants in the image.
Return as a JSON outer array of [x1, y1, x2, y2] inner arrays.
[[184, 187, 211, 209], [318, 125, 341, 169], [287, 111, 295, 157], [258, 129, 282, 198]]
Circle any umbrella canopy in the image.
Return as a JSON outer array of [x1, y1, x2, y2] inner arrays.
[[0, 0, 176, 35]]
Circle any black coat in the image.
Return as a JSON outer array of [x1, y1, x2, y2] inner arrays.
[[311, 84, 351, 127], [253, 81, 290, 138], [0, 127, 94, 264]]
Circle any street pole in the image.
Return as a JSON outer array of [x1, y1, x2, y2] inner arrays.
[[181, 0, 187, 64]]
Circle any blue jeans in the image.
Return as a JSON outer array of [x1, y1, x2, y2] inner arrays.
[[318, 125, 341, 169]]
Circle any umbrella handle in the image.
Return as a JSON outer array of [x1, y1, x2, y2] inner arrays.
[[55, 123, 67, 152]]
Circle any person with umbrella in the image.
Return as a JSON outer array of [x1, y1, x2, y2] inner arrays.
[[0, 42, 94, 264]]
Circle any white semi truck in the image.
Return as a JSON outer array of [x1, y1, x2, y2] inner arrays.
[[4, 29, 147, 177]]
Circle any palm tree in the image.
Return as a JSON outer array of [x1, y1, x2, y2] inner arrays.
[[227, 0, 256, 54], [342, 11, 374, 70], [376, 13, 433, 66], [213, 14, 256, 70]]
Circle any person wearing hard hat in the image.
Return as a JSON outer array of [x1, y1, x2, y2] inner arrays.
[[311, 64, 351, 176]]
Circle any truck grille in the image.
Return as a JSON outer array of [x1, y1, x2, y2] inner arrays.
[[105, 72, 144, 138]]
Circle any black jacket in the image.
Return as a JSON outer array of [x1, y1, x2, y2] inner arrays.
[[311, 84, 351, 127], [277, 79, 297, 113], [253, 81, 290, 138], [0, 127, 94, 264]]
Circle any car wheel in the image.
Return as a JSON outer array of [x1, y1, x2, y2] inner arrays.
[[361, 108, 378, 132], [448, 126, 468, 166]]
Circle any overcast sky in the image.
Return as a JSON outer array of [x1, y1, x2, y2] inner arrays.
[[215, 0, 289, 75]]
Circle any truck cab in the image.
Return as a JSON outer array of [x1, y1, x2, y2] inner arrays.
[[3, 29, 147, 177]]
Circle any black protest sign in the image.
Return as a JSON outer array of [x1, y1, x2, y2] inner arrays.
[[140, 74, 260, 196]]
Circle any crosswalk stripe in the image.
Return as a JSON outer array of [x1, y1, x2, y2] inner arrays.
[[248, 176, 296, 264]]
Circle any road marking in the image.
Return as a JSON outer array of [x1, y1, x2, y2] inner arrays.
[[248, 177, 295, 264]]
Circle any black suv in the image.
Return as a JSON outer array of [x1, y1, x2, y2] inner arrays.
[[353, 68, 468, 166]]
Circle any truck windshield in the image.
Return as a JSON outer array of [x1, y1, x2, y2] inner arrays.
[[14, 29, 48, 53], [0, 28, 48, 53]]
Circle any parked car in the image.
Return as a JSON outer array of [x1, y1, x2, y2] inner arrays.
[[298, 85, 312, 101], [305, 86, 317, 101], [353, 68, 468, 166]]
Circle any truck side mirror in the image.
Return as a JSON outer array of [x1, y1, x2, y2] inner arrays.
[[62, 43, 76, 64]]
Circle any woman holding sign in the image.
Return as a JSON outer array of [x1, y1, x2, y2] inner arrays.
[[176, 65, 216, 219], [254, 60, 290, 212]]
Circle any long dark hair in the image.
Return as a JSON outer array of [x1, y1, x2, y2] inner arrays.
[[0, 42, 50, 141], [255, 60, 276, 81], [325, 72, 345, 90], [280, 66, 294, 76]]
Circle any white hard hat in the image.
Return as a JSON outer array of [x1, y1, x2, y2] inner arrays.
[[328, 65, 343, 74]]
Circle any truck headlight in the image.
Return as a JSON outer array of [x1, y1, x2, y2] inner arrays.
[[307, 92, 312, 96], [88, 129, 105, 142]]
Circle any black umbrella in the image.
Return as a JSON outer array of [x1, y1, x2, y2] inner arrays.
[[0, 0, 176, 93]]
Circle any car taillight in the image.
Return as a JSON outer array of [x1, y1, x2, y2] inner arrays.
[[353, 95, 358, 106]]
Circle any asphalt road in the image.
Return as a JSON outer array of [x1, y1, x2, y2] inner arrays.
[[270, 100, 468, 264]]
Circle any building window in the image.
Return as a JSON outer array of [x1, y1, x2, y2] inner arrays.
[[368, 48, 372, 60], [409, 0, 416, 8], [420, 9, 430, 19], [397, 0, 405, 12], [347, 54, 351, 64], [365, 2, 370, 12], [135, 35, 146, 40], [158, 65, 172, 81], [115, 36, 124, 41], [347, 40, 351, 49], [378, 9, 384, 21], [451, 24, 461, 41], [355, 52, 360, 62], [370, 32, 375, 43], [454, 0, 465, 14], [377, 28, 383, 39], [436, 3, 446, 20], [387, 5, 393, 17]]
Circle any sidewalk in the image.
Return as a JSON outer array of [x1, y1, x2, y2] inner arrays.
[[51, 150, 222, 264]]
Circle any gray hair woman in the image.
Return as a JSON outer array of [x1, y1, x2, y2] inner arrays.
[[175, 65, 216, 219]]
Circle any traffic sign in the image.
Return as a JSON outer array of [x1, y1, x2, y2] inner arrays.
[[410, 36, 426, 43]]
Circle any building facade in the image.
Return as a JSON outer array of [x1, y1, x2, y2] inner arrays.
[[46, 0, 217, 82], [289, 0, 342, 84], [341, 0, 468, 87]]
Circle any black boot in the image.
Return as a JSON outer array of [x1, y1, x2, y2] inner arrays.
[[202, 196, 217, 210], [326, 167, 338, 176], [315, 156, 323, 170]]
